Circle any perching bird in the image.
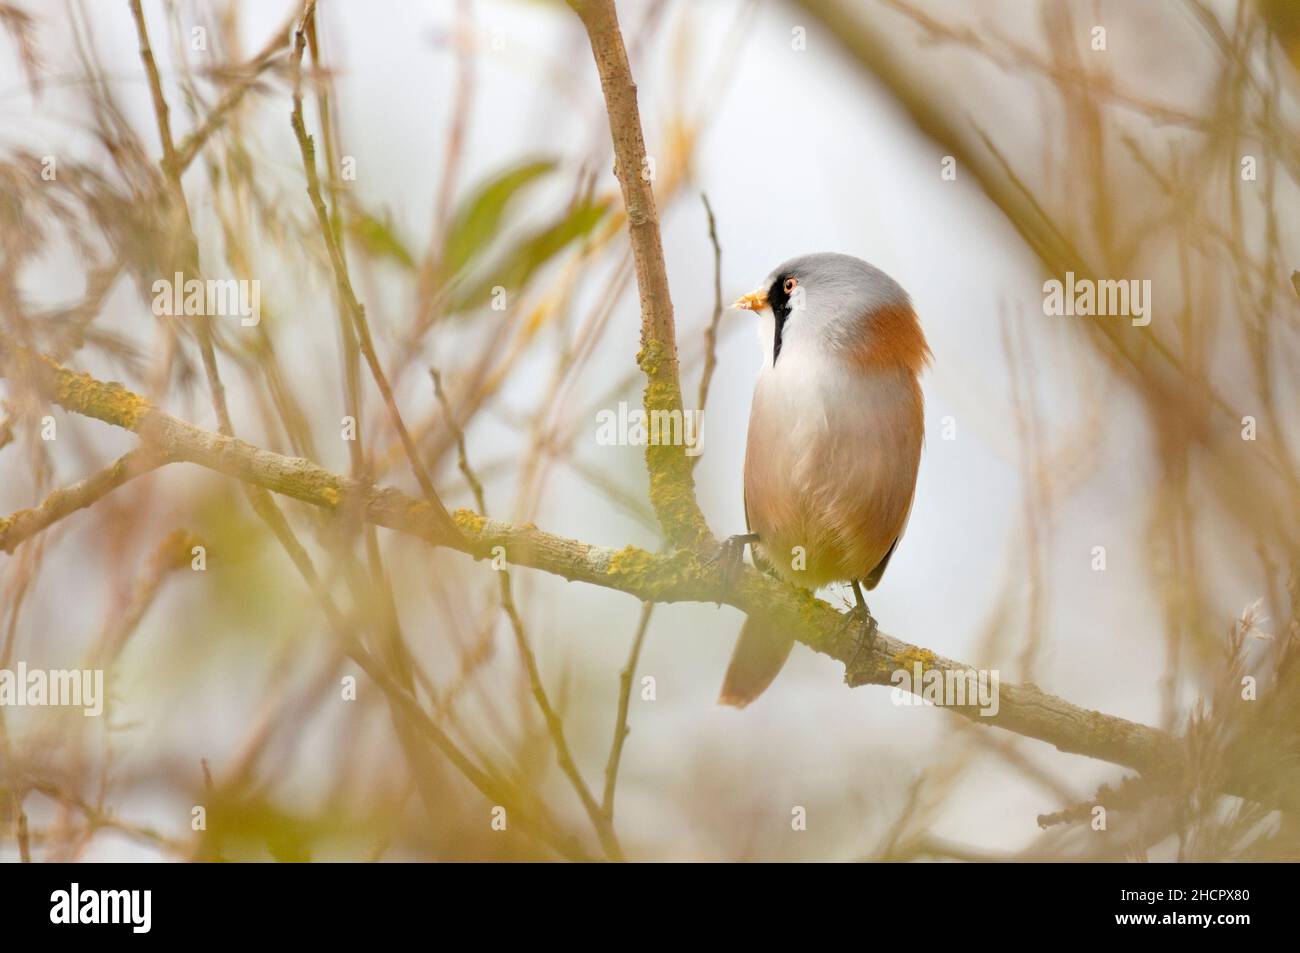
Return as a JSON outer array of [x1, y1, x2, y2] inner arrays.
[[717, 253, 930, 707]]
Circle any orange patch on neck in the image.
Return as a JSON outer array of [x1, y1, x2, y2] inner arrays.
[[848, 302, 932, 375]]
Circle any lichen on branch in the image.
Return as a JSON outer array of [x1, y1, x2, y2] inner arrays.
[[4, 335, 1295, 814], [569, 0, 712, 551]]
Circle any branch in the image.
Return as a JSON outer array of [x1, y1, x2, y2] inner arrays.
[[128, 0, 180, 181], [0, 339, 590, 859], [567, 0, 711, 550], [173, 9, 298, 172], [7, 336, 1289, 815], [432, 368, 625, 861], [602, 599, 654, 819], [0, 447, 167, 553], [695, 193, 725, 422], [288, 6, 463, 548], [90, 527, 199, 664]]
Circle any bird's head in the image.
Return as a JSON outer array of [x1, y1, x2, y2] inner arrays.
[[733, 252, 930, 373]]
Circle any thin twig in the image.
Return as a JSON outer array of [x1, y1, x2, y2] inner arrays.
[[88, 527, 198, 665], [16, 803, 30, 863], [432, 366, 625, 861], [0, 448, 168, 554], [601, 599, 654, 819], [288, 5, 462, 547], [173, 9, 298, 171], [695, 192, 724, 421], [431, 368, 486, 515]]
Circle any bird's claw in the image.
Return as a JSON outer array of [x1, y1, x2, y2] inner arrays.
[[843, 601, 880, 680], [706, 533, 759, 606]]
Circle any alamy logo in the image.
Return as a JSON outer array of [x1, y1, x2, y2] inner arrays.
[[152, 271, 260, 326], [890, 663, 1000, 716], [1042, 271, 1151, 327], [595, 401, 704, 457], [0, 662, 103, 717], [50, 883, 151, 933]]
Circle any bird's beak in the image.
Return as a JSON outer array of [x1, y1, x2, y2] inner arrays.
[[731, 288, 769, 312]]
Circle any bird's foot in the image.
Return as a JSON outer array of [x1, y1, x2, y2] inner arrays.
[[705, 533, 760, 606], [842, 599, 880, 682]]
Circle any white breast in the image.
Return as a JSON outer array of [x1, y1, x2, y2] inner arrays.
[[743, 339, 922, 589]]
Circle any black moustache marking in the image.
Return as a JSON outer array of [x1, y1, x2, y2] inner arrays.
[[769, 274, 794, 364]]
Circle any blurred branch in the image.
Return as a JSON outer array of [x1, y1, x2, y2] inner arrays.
[[128, 0, 181, 181], [172, 8, 297, 172], [432, 368, 625, 861], [26, 781, 187, 854], [16, 805, 29, 863], [289, 3, 463, 548], [14, 6, 554, 848], [288, 10, 466, 839], [602, 599, 653, 820], [88, 528, 199, 665], [7, 336, 1295, 814], [415, 0, 475, 319], [695, 192, 725, 422], [567, 0, 712, 551], [0, 447, 168, 554], [129, 0, 234, 439], [1036, 774, 1155, 830]]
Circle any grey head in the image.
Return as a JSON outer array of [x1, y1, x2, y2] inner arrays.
[[734, 252, 913, 365]]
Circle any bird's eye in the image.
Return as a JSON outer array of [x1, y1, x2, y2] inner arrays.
[[783, 276, 798, 295]]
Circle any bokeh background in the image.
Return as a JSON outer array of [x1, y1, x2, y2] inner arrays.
[[1, 0, 1297, 861]]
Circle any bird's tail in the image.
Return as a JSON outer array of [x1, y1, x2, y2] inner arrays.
[[717, 614, 795, 708]]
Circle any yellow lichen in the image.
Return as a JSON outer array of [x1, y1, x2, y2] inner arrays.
[[636, 339, 665, 378], [607, 545, 658, 581], [54, 369, 150, 429], [893, 646, 938, 670], [607, 544, 703, 600], [453, 508, 486, 536]]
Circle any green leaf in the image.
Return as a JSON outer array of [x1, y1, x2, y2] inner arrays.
[[347, 206, 416, 269], [442, 158, 557, 276], [451, 196, 610, 312]]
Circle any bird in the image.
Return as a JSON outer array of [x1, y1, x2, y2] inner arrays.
[[716, 252, 931, 707]]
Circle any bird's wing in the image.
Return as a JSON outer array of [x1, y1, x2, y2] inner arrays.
[[863, 493, 916, 590], [863, 535, 900, 590]]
